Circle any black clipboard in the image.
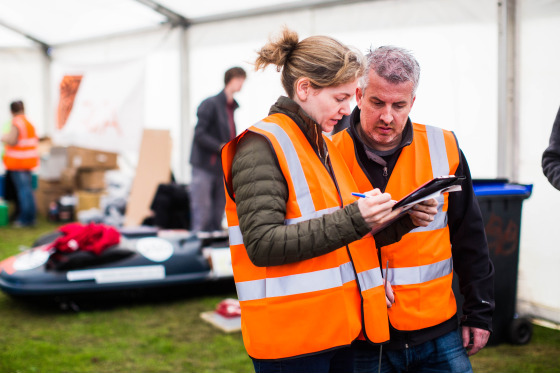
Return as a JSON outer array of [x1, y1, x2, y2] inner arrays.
[[393, 175, 466, 210]]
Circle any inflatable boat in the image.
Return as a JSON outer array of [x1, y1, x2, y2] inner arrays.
[[0, 226, 233, 301]]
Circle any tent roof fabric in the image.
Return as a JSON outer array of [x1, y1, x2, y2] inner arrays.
[[0, 0, 355, 49]]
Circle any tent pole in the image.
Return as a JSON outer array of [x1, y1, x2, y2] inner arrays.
[[42, 50, 53, 139], [497, 0, 519, 182], [179, 26, 190, 183]]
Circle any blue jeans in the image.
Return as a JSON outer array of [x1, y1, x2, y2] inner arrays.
[[189, 166, 226, 233], [353, 329, 473, 373], [9, 170, 36, 225], [252, 347, 353, 373]]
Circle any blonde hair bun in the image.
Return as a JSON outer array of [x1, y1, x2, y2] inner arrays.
[[255, 27, 364, 98]]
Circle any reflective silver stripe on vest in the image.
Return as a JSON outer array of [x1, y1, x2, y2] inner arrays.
[[231, 122, 341, 245], [285, 206, 340, 225], [410, 126, 451, 233], [386, 257, 453, 286], [410, 194, 447, 233], [425, 125, 449, 178], [228, 206, 341, 245], [228, 225, 244, 246], [17, 138, 38, 147], [235, 261, 356, 302], [253, 121, 316, 216], [4, 148, 39, 159], [357, 267, 384, 291]]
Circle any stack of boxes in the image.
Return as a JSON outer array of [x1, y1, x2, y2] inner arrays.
[[66, 146, 118, 213], [36, 146, 73, 218], [36, 146, 118, 220]]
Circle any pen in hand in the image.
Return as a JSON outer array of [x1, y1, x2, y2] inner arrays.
[[353, 192, 397, 204], [352, 192, 367, 198]]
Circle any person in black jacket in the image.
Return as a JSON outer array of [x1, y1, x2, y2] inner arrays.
[[333, 46, 494, 372], [189, 67, 246, 237], [542, 106, 560, 190]]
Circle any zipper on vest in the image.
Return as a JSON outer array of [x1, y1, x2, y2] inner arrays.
[[383, 166, 388, 178]]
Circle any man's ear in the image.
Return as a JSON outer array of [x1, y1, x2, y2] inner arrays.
[[411, 95, 416, 108], [295, 78, 311, 102], [356, 87, 364, 109]]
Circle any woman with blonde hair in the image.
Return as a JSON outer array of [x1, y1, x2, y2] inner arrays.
[[221, 28, 436, 372]]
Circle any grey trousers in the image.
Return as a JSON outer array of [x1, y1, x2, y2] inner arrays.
[[189, 166, 226, 233]]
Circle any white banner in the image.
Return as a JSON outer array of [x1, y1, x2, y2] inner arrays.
[[52, 61, 145, 153]]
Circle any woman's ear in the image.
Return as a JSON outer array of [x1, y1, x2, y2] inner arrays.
[[295, 78, 311, 102]]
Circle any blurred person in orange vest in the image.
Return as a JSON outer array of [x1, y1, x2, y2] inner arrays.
[[221, 29, 438, 372], [1, 100, 39, 227], [332, 46, 494, 372]]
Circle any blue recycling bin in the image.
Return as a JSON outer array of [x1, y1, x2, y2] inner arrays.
[[452, 179, 533, 345]]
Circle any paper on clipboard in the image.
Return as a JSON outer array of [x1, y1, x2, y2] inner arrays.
[[397, 184, 462, 211], [370, 175, 465, 234], [392, 175, 465, 211]]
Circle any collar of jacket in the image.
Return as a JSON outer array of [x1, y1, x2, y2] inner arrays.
[[347, 106, 413, 162], [217, 89, 240, 110], [268, 96, 328, 161]]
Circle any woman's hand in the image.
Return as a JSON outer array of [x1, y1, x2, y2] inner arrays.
[[408, 198, 438, 227], [357, 189, 401, 229]]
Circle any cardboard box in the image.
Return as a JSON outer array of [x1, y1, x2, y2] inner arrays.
[[38, 146, 68, 181], [37, 137, 52, 157], [36, 178, 74, 217], [67, 146, 118, 170], [38, 178, 71, 193], [60, 168, 78, 190], [76, 190, 106, 212], [78, 169, 105, 190], [36, 189, 68, 217]]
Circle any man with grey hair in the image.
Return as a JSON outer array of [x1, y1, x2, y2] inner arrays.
[[333, 46, 494, 372]]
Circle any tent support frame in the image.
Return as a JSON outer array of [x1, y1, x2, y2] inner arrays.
[[497, 0, 519, 182]]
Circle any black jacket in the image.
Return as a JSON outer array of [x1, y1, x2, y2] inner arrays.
[[190, 90, 238, 173], [542, 106, 560, 190], [342, 107, 495, 350]]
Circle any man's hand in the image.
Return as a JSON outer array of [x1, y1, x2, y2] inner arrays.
[[357, 189, 400, 229], [384, 279, 394, 308], [408, 198, 438, 227], [462, 325, 490, 356]]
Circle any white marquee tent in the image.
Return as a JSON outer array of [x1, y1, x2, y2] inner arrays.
[[1, 0, 559, 325]]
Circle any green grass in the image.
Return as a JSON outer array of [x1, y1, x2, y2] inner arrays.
[[0, 217, 253, 373], [471, 323, 560, 372], [0, 293, 252, 372], [1, 218, 560, 372]]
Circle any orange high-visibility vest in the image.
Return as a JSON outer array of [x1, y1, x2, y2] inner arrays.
[[3, 115, 39, 171], [221, 113, 389, 360], [333, 123, 460, 331]]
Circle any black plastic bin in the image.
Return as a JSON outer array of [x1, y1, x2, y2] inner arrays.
[[452, 179, 533, 346]]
